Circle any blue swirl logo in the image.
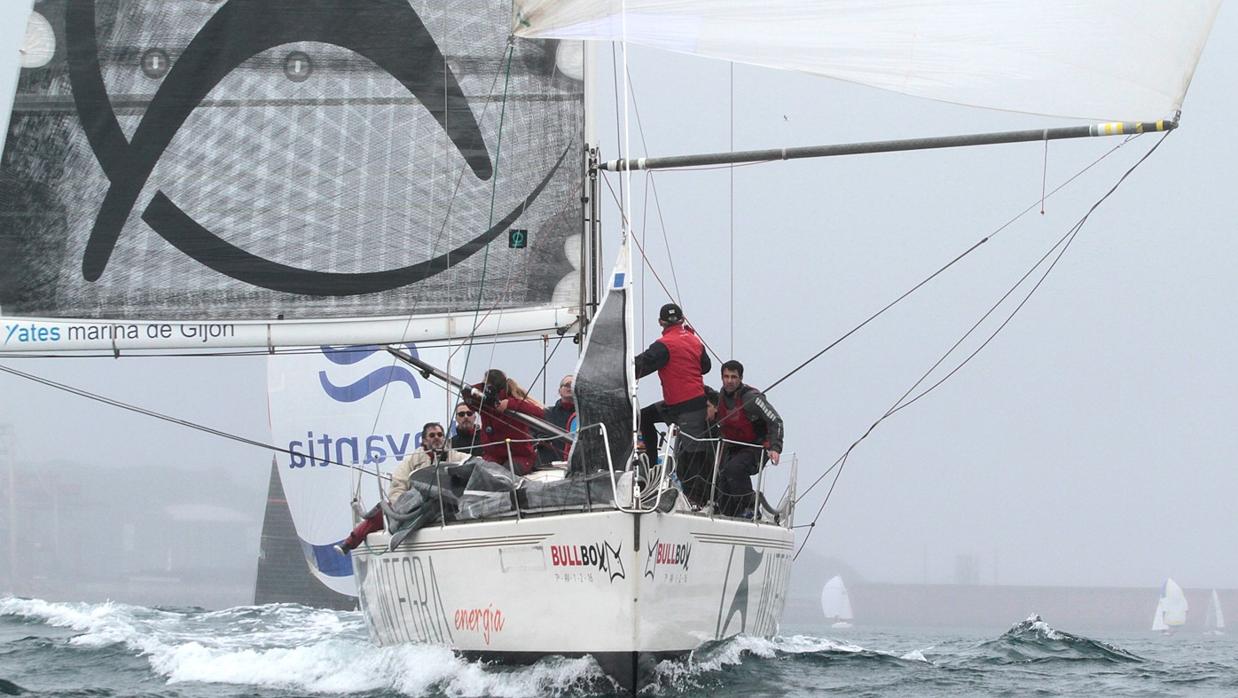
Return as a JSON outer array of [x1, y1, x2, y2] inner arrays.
[[317, 343, 420, 403]]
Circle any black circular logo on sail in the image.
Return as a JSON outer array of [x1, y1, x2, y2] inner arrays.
[[65, 0, 568, 296]]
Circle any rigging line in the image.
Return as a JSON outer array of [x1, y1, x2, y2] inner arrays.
[[520, 332, 568, 408], [796, 133, 1160, 502], [730, 60, 735, 359], [792, 132, 1171, 559], [619, 65, 684, 313], [0, 362, 386, 480], [891, 132, 1172, 418], [763, 133, 1138, 397], [599, 173, 725, 362], [794, 220, 1084, 559], [461, 41, 516, 381], [647, 173, 683, 303]]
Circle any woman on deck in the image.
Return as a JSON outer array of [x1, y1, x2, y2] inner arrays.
[[466, 369, 545, 475]]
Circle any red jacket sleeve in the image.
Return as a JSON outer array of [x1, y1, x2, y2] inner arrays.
[[506, 396, 546, 419]]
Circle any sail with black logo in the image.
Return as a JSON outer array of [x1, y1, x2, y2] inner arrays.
[[0, 0, 589, 607], [0, 0, 586, 350]]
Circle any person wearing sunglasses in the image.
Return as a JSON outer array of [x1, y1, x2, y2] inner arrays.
[[334, 422, 467, 555], [450, 401, 482, 456]]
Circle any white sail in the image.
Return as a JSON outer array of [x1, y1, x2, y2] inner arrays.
[[266, 342, 452, 596], [1160, 578, 1189, 627], [820, 575, 854, 623], [514, 0, 1221, 122], [1205, 589, 1225, 632], [1151, 599, 1169, 632]]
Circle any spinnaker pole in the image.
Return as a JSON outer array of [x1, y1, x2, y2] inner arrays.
[[600, 121, 1176, 172], [386, 347, 572, 440]]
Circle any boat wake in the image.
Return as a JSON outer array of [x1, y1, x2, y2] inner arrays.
[[1, 596, 934, 696], [0, 597, 610, 696], [975, 614, 1143, 664]]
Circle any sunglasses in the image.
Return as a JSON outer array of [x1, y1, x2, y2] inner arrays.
[[456, 410, 474, 417]]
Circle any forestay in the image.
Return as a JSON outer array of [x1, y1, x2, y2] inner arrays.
[[514, 0, 1221, 122], [0, 1, 585, 352]]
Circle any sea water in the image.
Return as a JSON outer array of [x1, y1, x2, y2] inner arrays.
[[2, 596, 1235, 696]]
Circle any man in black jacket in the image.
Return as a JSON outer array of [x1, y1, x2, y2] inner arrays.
[[714, 360, 784, 516], [537, 374, 576, 465], [450, 401, 482, 456]]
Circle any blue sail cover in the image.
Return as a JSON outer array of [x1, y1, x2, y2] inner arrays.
[[0, 1, 584, 343]]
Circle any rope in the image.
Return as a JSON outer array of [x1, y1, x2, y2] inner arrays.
[[0, 362, 388, 480], [460, 42, 516, 381], [791, 131, 1171, 560]]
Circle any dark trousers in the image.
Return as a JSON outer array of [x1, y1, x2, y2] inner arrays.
[[675, 448, 715, 508], [638, 402, 666, 456], [717, 447, 762, 516]]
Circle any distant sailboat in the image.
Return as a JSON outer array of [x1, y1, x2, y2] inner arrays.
[[1152, 578, 1188, 633], [1204, 589, 1225, 635], [821, 575, 854, 629]]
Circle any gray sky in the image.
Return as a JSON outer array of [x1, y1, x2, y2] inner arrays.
[[1, 1, 1236, 593]]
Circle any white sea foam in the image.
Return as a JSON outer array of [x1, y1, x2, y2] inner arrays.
[[900, 648, 931, 662], [0, 597, 608, 696]]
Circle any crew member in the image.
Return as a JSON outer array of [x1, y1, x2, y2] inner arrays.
[[635, 302, 712, 506], [537, 374, 576, 465], [334, 422, 467, 554], [714, 360, 784, 517], [464, 368, 546, 475], [450, 401, 482, 456]]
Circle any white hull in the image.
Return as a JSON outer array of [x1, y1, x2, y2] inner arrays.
[[353, 508, 793, 690]]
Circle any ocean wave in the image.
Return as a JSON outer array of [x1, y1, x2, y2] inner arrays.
[[646, 632, 933, 693], [0, 597, 613, 696], [975, 614, 1143, 664]]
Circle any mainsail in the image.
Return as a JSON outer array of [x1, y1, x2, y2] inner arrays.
[[514, 0, 1221, 122], [0, 1, 586, 352]]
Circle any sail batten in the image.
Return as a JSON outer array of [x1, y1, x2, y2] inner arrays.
[[514, 0, 1222, 123]]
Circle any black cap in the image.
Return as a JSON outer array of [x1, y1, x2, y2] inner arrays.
[[659, 303, 683, 323]]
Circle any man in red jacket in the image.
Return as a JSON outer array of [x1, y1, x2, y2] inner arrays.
[[635, 303, 713, 506]]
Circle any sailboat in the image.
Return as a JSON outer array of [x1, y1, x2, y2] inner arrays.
[[1204, 589, 1225, 635], [820, 575, 853, 629], [0, 0, 1221, 693], [1152, 578, 1189, 633]]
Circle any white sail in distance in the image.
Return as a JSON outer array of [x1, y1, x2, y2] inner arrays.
[[820, 575, 854, 623], [1151, 599, 1169, 632], [1205, 589, 1225, 632], [1160, 578, 1189, 627], [514, 0, 1221, 122]]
